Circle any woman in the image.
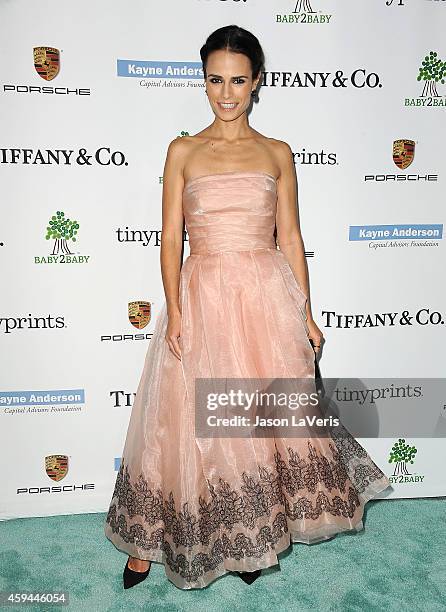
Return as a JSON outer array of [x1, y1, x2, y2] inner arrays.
[[104, 24, 392, 590]]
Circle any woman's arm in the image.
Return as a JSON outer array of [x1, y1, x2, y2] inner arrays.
[[275, 140, 314, 321], [274, 140, 324, 352], [160, 138, 186, 359], [160, 138, 186, 315]]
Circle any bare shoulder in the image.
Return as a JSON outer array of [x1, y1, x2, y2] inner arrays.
[[164, 135, 200, 182], [252, 130, 290, 153], [260, 136, 294, 181], [266, 137, 293, 162], [168, 132, 207, 157], [165, 135, 194, 163]]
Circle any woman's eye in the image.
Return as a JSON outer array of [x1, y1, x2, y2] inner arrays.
[[208, 78, 246, 84]]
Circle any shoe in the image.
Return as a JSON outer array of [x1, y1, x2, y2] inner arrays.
[[123, 557, 151, 589], [237, 569, 261, 584]]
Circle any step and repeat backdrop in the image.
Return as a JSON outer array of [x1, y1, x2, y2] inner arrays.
[[1, 0, 445, 520]]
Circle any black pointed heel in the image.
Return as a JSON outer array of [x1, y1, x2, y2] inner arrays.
[[237, 569, 261, 584], [123, 557, 151, 589]]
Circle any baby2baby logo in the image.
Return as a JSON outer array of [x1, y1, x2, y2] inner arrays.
[[34, 210, 90, 265], [405, 50, 446, 107], [276, 1, 333, 24], [388, 438, 425, 484]]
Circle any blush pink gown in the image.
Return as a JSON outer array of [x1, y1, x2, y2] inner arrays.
[[104, 171, 392, 589]]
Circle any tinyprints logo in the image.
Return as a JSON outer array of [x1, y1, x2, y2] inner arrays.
[[349, 223, 443, 250], [276, 0, 333, 23], [388, 438, 424, 484], [117, 60, 204, 89], [1, 389, 85, 415], [405, 51, 446, 107]]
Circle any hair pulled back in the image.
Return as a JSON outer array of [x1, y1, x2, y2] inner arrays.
[[200, 24, 265, 81]]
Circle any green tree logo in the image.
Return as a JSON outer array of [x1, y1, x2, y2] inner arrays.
[[388, 438, 417, 476], [417, 51, 446, 98], [46, 211, 79, 255], [294, 0, 314, 13]]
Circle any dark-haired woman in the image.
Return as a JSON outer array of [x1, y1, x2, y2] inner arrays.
[[104, 24, 392, 590]]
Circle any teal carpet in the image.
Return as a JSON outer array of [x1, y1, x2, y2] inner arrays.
[[1, 498, 445, 611]]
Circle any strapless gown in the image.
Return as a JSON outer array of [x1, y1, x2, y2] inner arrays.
[[104, 171, 392, 590]]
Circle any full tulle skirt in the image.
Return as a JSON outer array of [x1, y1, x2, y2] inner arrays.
[[104, 248, 392, 589]]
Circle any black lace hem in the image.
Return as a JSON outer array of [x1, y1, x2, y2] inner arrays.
[[105, 433, 389, 585]]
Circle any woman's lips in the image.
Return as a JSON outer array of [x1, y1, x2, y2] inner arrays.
[[217, 102, 238, 111]]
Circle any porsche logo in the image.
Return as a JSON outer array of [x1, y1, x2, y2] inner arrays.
[[393, 139, 415, 170], [34, 46, 60, 81], [128, 301, 151, 329], [45, 454, 69, 481]]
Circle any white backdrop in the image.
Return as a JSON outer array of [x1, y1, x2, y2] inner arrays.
[[1, 0, 445, 520]]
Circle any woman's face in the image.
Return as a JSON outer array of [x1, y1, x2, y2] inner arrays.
[[204, 49, 259, 121]]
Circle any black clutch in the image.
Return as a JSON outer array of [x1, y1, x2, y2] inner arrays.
[[308, 338, 321, 379], [308, 340, 329, 423], [308, 339, 325, 398]]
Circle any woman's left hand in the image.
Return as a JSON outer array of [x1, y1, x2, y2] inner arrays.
[[306, 318, 324, 355]]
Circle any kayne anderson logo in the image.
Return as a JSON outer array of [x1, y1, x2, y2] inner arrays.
[[405, 50, 446, 107], [364, 139, 438, 182], [388, 438, 424, 484], [101, 300, 156, 342], [3, 46, 91, 96], [1, 389, 85, 415], [117, 60, 204, 90], [349, 223, 443, 249], [276, 0, 333, 23], [34, 210, 90, 265]]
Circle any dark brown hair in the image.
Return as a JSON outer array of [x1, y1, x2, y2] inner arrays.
[[200, 24, 265, 81]]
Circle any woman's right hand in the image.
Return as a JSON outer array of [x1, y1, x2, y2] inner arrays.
[[165, 308, 182, 360]]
